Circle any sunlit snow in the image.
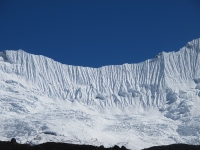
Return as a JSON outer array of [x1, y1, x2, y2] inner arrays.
[[0, 38, 200, 150]]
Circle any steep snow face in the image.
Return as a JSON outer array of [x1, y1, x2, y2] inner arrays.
[[0, 49, 165, 110], [1, 39, 200, 111], [1, 38, 200, 150]]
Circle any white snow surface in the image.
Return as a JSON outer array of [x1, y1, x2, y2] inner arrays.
[[1, 39, 200, 149]]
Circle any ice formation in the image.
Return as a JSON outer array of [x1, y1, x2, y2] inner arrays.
[[0, 38, 200, 150]]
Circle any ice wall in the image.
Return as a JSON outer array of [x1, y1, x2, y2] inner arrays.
[[0, 38, 200, 114]]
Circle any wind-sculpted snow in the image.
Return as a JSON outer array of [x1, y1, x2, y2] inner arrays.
[[0, 48, 165, 110], [0, 38, 200, 150]]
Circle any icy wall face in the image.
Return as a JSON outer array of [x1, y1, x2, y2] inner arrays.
[[0, 39, 200, 115], [1, 39, 200, 149], [0, 48, 165, 111]]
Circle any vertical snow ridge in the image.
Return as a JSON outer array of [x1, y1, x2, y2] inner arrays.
[[1, 38, 200, 110], [163, 38, 200, 86]]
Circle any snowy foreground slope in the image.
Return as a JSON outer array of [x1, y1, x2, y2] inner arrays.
[[0, 38, 200, 150]]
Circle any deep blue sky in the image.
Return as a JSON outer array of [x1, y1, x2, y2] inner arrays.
[[0, 0, 200, 67]]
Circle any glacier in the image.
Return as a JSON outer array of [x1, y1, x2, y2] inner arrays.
[[0, 38, 200, 149]]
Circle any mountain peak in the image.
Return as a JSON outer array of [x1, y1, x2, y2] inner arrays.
[[1, 38, 200, 150]]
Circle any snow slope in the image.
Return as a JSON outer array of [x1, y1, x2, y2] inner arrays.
[[0, 38, 200, 149]]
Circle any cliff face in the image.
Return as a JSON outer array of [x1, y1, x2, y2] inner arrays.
[[0, 48, 165, 110], [0, 38, 200, 150], [1, 39, 200, 110]]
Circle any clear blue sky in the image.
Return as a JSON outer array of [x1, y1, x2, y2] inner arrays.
[[0, 0, 200, 67]]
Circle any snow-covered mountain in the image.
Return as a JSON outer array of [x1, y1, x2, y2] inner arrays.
[[0, 38, 200, 150]]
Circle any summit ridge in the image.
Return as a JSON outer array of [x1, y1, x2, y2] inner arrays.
[[0, 38, 200, 150]]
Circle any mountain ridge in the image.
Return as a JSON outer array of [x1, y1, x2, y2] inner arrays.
[[0, 38, 200, 150]]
